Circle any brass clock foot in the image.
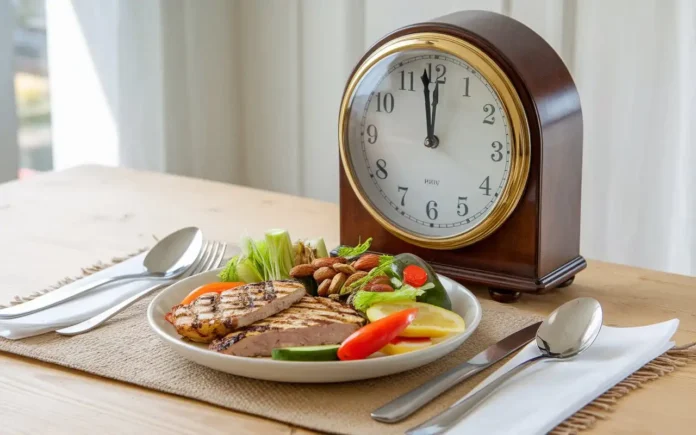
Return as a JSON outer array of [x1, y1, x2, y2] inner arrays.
[[558, 276, 575, 288], [489, 288, 522, 303]]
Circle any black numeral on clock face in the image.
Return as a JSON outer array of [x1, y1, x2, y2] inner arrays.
[[375, 159, 388, 179], [457, 196, 469, 216], [376, 92, 394, 113], [479, 176, 491, 196], [399, 71, 415, 91], [366, 124, 378, 144], [426, 200, 438, 220], [491, 141, 503, 162], [483, 104, 495, 124], [462, 77, 470, 97], [427, 63, 446, 84], [397, 186, 408, 206]]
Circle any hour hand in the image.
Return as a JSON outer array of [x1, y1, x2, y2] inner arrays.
[[421, 70, 433, 144]]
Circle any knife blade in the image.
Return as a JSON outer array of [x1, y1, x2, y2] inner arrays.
[[371, 321, 542, 424]]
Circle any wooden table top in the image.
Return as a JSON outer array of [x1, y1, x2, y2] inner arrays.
[[1, 165, 694, 434]]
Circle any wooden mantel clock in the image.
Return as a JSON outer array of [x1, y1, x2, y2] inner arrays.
[[338, 10, 585, 302]]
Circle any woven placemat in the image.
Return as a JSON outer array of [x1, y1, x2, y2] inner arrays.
[[1, 252, 694, 435]]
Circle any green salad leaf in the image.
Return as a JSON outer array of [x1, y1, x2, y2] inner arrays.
[[218, 255, 240, 282], [236, 256, 264, 283], [337, 237, 372, 258], [352, 283, 433, 312]]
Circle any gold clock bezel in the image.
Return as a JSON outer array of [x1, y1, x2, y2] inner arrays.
[[338, 32, 531, 250]]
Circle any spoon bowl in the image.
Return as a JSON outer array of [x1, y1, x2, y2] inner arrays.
[[143, 227, 204, 277], [407, 297, 603, 435], [536, 297, 603, 359]]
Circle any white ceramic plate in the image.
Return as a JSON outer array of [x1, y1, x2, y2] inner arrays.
[[147, 269, 482, 383]]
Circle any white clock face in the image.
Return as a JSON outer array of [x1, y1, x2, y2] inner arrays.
[[345, 49, 513, 239]]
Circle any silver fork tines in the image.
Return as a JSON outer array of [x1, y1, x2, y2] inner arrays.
[[56, 241, 227, 336]]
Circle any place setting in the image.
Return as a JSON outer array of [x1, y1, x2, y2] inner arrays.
[[0, 225, 691, 435]]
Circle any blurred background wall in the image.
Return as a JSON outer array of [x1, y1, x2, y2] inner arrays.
[[2, 0, 694, 275]]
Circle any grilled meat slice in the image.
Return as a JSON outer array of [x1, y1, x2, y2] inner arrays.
[[209, 296, 366, 357], [171, 280, 305, 343]]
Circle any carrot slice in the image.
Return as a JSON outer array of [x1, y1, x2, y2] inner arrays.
[[179, 282, 244, 305]]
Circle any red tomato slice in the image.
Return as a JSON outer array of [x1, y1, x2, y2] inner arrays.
[[338, 308, 418, 361], [403, 264, 428, 287]]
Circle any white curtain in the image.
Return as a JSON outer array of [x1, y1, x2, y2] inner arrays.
[[46, 0, 696, 276], [0, 0, 18, 183]]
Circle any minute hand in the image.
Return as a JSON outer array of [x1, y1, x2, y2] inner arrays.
[[420, 70, 433, 143], [431, 82, 439, 138]]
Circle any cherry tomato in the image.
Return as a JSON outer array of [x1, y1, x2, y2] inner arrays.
[[403, 264, 428, 287], [179, 282, 245, 305], [337, 308, 418, 360]]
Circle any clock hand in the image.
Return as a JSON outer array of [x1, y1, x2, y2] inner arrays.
[[430, 81, 440, 148], [420, 69, 433, 147]]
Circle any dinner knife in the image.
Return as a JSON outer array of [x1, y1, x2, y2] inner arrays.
[[370, 321, 542, 423]]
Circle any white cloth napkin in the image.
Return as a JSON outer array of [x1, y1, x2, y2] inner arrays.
[[446, 319, 679, 434], [0, 252, 165, 339]]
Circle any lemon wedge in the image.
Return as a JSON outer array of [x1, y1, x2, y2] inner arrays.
[[366, 302, 466, 338], [381, 337, 433, 355]]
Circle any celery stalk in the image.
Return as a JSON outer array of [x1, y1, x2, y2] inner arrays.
[[265, 229, 294, 280]]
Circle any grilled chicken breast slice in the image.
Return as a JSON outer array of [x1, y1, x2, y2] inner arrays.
[[171, 280, 305, 343], [209, 296, 366, 357]]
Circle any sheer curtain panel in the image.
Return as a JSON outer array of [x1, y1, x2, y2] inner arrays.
[[46, 0, 696, 275]]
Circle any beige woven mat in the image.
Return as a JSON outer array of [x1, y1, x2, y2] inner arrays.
[[1, 252, 694, 435]]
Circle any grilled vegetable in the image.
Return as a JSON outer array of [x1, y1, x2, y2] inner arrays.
[[271, 344, 340, 361]]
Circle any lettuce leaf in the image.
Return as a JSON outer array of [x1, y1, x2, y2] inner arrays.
[[351, 283, 434, 312], [218, 255, 240, 282]]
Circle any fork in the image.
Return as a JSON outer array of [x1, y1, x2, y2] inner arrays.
[[56, 240, 227, 336]]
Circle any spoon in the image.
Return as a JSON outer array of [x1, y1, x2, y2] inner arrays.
[[407, 297, 603, 435], [0, 227, 203, 319]]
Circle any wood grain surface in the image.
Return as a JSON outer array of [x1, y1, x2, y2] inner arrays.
[[1, 166, 694, 434]]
